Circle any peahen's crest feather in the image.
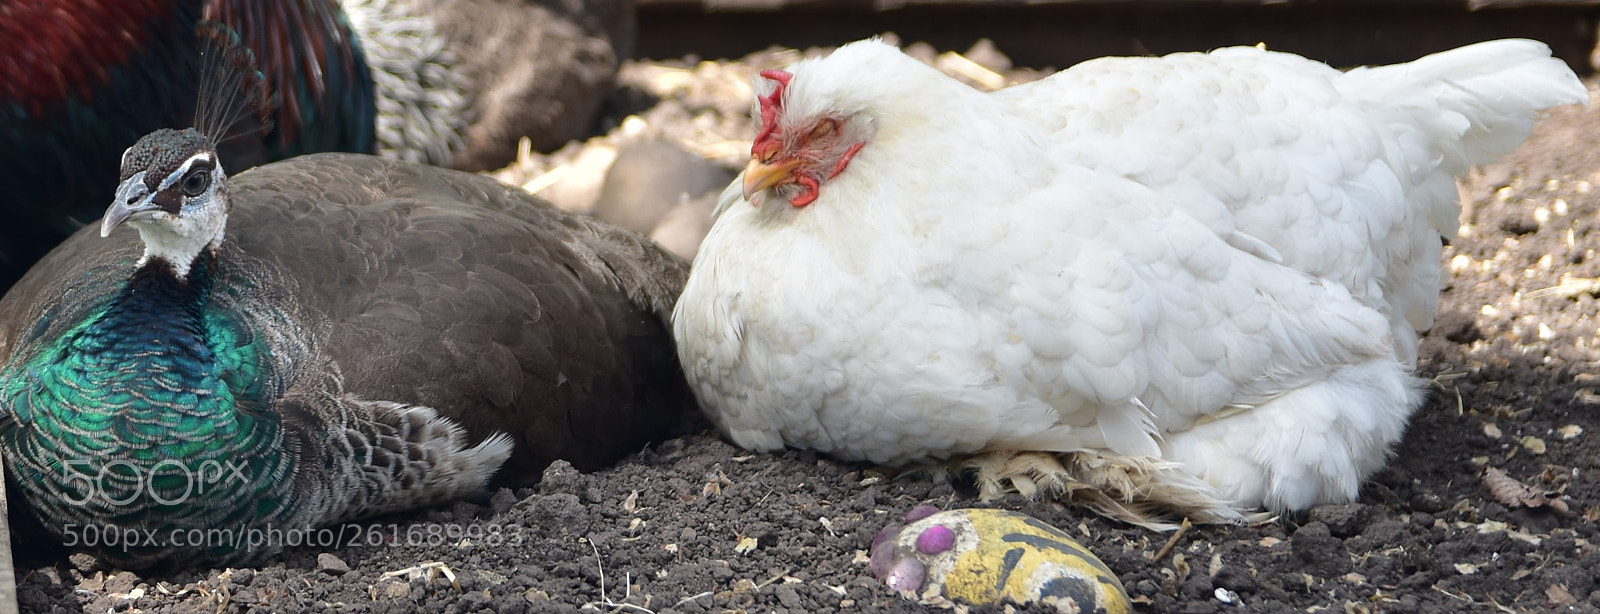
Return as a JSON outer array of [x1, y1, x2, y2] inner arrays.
[[193, 21, 274, 147]]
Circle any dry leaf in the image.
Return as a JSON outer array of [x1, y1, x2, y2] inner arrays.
[[1508, 530, 1543, 546], [1484, 467, 1531, 505], [1483, 422, 1503, 439], [1521, 436, 1547, 454], [1483, 467, 1569, 513], [1454, 563, 1478, 575], [1546, 583, 1577, 606], [1557, 424, 1583, 440]]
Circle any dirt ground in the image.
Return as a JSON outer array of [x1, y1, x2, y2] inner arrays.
[[9, 43, 1600, 614]]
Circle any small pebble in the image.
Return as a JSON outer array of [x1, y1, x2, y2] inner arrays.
[[68, 553, 104, 574], [386, 581, 412, 599], [1214, 587, 1236, 604], [317, 552, 350, 576], [489, 488, 518, 516], [105, 571, 139, 594]]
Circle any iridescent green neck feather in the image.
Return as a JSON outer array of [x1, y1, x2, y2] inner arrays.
[[0, 253, 299, 567]]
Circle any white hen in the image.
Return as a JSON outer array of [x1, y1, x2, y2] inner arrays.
[[673, 39, 1587, 526]]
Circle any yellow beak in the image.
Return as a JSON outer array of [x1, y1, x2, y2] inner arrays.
[[741, 157, 801, 202]]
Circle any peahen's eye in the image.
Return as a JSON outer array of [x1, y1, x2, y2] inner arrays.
[[180, 170, 210, 197]]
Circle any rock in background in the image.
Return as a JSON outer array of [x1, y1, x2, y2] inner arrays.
[[595, 139, 732, 236], [490, 54, 766, 258]]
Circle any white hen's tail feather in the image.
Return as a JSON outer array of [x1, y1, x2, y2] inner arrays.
[[1343, 39, 1588, 178], [1343, 40, 1585, 348]]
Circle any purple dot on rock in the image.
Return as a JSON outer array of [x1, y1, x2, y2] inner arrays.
[[871, 522, 903, 551], [916, 525, 956, 554], [884, 558, 926, 593], [904, 505, 940, 523], [869, 536, 896, 578]]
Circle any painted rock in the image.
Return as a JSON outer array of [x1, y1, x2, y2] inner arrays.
[[870, 506, 1131, 612]]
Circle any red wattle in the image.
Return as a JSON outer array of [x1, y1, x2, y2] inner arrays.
[[790, 175, 820, 207]]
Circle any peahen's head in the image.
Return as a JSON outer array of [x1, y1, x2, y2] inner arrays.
[[97, 21, 269, 279], [101, 128, 229, 277]]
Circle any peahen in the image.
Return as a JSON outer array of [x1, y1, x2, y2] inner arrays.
[[0, 28, 693, 569], [0, 0, 376, 293]]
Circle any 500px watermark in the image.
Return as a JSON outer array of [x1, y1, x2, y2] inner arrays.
[[60, 522, 527, 552], [57, 459, 248, 506]]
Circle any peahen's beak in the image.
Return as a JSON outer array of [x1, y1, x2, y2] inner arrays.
[[101, 174, 159, 237]]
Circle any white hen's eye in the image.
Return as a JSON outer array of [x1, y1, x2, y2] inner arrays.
[[806, 119, 840, 142], [179, 170, 210, 197]]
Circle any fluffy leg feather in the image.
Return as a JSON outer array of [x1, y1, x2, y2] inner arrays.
[[953, 450, 1257, 531]]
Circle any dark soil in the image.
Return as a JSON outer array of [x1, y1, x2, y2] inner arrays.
[[9, 50, 1600, 614]]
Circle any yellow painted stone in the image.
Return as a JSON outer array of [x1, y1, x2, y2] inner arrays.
[[897, 508, 1130, 612]]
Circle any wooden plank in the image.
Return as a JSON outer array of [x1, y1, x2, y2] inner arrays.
[[642, 0, 1600, 10], [0, 462, 20, 614], [635, 2, 1598, 75], [1473, 0, 1600, 6]]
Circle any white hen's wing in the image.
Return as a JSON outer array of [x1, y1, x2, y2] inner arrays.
[[928, 164, 1408, 458], [994, 40, 1586, 364]]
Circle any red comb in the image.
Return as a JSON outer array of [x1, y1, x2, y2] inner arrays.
[[752, 70, 793, 154]]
